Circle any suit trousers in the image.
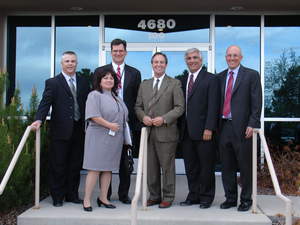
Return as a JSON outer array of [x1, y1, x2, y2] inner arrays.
[[147, 128, 177, 202], [182, 129, 216, 203], [219, 120, 252, 204], [49, 120, 84, 202]]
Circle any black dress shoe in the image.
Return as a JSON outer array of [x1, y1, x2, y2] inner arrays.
[[97, 198, 116, 209], [65, 197, 83, 204], [238, 202, 252, 211], [199, 202, 211, 209], [53, 200, 63, 207], [120, 197, 131, 204], [180, 200, 199, 206], [220, 201, 237, 209], [83, 205, 93, 212]]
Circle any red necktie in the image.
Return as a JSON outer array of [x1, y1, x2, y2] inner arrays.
[[223, 71, 234, 117], [187, 74, 194, 97], [117, 66, 122, 89]]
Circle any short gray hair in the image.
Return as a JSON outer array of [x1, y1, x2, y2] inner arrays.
[[184, 48, 202, 59], [61, 51, 77, 61]]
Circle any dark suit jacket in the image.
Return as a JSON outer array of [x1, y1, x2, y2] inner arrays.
[[178, 68, 220, 141], [35, 73, 90, 140], [135, 75, 185, 142], [93, 64, 141, 131], [218, 65, 262, 139]]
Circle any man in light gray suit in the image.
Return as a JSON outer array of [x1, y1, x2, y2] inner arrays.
[[135, 52, 185, 208], [219, 45, 262, 212]]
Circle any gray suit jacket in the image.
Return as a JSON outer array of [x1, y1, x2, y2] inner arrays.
[[135, 75, 185, 142], [219, 65, 262, 140]]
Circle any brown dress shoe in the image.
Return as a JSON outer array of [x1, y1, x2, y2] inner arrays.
[[146, 199, 161, 206], [159, 201, 172, 208]]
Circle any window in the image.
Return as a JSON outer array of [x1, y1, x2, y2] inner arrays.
[[7, 16, 51, 109]]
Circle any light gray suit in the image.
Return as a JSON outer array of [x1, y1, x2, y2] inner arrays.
[[135, 75, 185, 202]]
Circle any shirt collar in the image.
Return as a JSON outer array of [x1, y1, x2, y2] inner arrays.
[[228, 65, 240, 76], [188, 66, 202, 80], [154, 73, 166, 82], [112, 61, 125, 73], [62, 71, 76, 82]]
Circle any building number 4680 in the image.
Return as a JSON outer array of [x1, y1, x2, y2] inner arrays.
[[137, 19, 176, 30]]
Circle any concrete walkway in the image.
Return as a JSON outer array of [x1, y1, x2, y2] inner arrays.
[[17, 173, 299, 225]]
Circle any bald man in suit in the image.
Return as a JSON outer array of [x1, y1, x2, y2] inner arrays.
[[218, 45, 262, 212], [135, 52, 185, 208]]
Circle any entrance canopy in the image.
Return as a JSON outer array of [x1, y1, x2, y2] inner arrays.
[[0, 0, 300, 12]]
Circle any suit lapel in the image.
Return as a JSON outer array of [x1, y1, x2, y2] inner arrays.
[[155, 75, 169, 101], [188, 68, 205, 99], [232, 65, 245, 96], [57, 73, 72, 97], [123, 65, 131, 91], [220, 70, 227, 104], [76, 74, 83, 98]]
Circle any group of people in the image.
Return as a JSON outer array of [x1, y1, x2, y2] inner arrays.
[[31, 38, 262, 213]]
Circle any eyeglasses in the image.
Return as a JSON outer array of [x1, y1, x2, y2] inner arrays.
[[112, 50, 125, 53], [226, 54, 240, 58], [186, 56, 200, 60]]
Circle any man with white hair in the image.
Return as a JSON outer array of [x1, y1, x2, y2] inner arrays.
[[178, 48, 219, 209]]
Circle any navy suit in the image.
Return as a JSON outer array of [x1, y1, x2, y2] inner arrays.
[[218, 65, 262, 204], [178, 67, 219, 204], [35, 73, 90, 201], [93, 63, 141, 200]]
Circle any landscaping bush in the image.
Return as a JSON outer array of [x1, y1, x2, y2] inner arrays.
[[0, 72, 49, 212]]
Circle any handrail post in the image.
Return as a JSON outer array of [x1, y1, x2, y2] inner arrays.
[[252, 130, 258, 213], [0, 126, 32, 195], [258, 129, 292, 225], [142, 127, 148, 209], [131, 127, 148, 225], [33, 128, 41, 209]]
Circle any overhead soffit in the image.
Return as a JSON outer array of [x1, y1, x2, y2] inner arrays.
[[0, 0, 300, 13]]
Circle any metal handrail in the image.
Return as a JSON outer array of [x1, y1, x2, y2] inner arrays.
[[0, 125, 41, 209], [252, 129, 292, 225], [131, 127, 148, 225]]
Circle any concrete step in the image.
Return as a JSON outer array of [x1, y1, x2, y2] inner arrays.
[[18, 174, 271, 225]]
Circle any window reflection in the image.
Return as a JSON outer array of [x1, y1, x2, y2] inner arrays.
[[106, 51, 153, 81], [265, 122, 300, 153], [7, 16, 51, 110], [215, 15, 260, 73], [16, 27, 51, 109], [264, 16, 300, 117], [55, 16, 99, 76]]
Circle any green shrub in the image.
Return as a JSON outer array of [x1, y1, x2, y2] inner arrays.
[[0, 72, 49, 212]]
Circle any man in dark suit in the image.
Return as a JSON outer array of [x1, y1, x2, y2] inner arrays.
[[178, 48, 219, 209], [31, 51, 90, 207], [219, 45, 262, 212], [93, 39, 141, 204], [135, 52, 185, 208]]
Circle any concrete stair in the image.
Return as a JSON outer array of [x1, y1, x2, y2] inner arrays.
[[18, 174, 271, 225]]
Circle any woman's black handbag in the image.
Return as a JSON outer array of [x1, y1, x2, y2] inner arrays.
[[127, 146, 134, 174]]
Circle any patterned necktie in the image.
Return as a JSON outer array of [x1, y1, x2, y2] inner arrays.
[[153, 78, 160, 97], [148, 78, 160, 117], [222, 71, 234, 117], [69, 78, 80, 121], [117, 65, 122, 89], [188, 74, 194, 97]]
